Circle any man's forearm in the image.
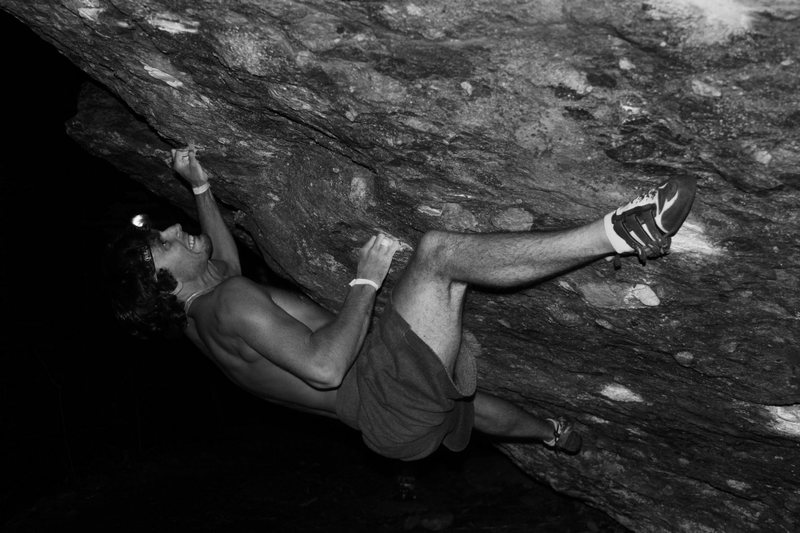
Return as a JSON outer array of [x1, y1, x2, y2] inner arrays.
[[195, 188, 241, 274], [308, 284, 377, 385]]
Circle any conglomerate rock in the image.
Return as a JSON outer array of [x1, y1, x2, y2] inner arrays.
[[2, 1, 798, 531]]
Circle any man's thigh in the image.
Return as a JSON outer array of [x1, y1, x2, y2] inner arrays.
[[390, 265, 467, 370]]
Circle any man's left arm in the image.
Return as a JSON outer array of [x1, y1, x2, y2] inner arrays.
[[172, 145, 241, 276]]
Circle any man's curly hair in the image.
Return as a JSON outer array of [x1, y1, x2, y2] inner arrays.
[[103, 228, 187, 340]]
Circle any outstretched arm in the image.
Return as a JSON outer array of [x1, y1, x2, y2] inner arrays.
[[231, 233, 400, 389], [172, 145, 241, 276]]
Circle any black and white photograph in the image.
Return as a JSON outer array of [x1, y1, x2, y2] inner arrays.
[[2, 2, 798, 532]]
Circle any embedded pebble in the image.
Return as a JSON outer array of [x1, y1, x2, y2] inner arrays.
[[691, 79, 722, 97], [146, 13, 200, 34], [673, 351, 695, 367], [578, 282, 660, 309], [546, 304, 583, 327], [143, 65, 184, 88], [441, 203, 478, 231], [417, 205, 443, 216], [600, 383, 644, 403], [349, 175, 372, 205], [629, 284, 660, 307], [752, 150, 772, 165], [405, 3, 424, 16], [491, 207, 533, 231], [765, 405, 800, 436], [595, 318, 614, 330], [726, 479, 751, 491]]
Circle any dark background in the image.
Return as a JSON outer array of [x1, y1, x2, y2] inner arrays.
[[0, 5, 265, 518], [0, 7, 355, 524], [0, 9, 626, 532]]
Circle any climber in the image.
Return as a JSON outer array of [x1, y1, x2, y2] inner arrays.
[[104, 145, 697, 461]]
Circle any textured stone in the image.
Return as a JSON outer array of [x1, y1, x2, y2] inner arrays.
[[3, 1, 799, 531]]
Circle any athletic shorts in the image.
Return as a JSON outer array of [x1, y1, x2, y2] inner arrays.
[[336, 301, 477, 461]]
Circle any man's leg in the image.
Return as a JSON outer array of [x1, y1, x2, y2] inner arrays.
[[474, 391, 582, 453], [391, 174, 697, 369], [392, 218, 613, 370], [389, 176, 696, 454], [473, 391, 555, 440]]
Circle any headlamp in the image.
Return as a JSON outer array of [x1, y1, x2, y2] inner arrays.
[[131, 213, 152, 231]]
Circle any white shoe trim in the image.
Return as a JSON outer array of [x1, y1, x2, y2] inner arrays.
[[543, 418, 558, 447], [604, 211, 634, 254], [655, 190, 679, 233]]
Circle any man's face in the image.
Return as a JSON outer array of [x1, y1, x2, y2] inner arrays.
[[150, 224, 212, 282]]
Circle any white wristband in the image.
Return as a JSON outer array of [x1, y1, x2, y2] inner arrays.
[[192, 183, 210, 195], [349, 278, 380, 290]]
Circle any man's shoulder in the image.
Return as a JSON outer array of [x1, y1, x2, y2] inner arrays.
[[215, 275, 259, 293], [213, 276, 276, 313]]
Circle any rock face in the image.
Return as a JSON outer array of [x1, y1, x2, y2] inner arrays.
[[3, 1, 798, 531]]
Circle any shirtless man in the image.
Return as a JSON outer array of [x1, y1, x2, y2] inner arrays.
[[105, 146, 696, 460]]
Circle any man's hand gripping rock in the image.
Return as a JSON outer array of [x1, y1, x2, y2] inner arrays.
[[357, 233, 400, 290], [171, 144, 208, 190]]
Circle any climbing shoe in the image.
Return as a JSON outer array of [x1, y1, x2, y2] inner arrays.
[[545, 416, 582, 455], [604, 176, 697, 265]]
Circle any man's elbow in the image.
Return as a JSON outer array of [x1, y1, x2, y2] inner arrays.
[[307, 361, 345, 390]]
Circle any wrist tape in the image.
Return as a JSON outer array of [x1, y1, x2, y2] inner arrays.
[[349, 278, 379, 290], [192, 183, 210, 195]]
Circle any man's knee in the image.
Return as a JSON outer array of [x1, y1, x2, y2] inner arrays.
[[413, 230, 450, 272], [396, 230, 464, 295]]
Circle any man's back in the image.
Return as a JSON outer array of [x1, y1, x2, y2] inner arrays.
[[184, 276, 341, 417]]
